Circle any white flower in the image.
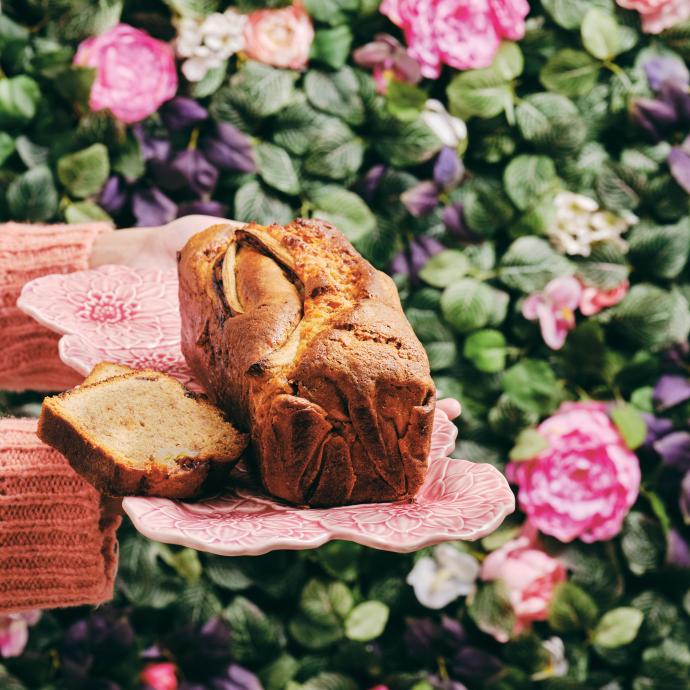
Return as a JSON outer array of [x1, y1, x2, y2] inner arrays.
[[421, 99, 468, 150], [531, 636, 569, 680], [175, 8, 247, 82], [406, 543, 480, 609], [549, 191, 638, 257]]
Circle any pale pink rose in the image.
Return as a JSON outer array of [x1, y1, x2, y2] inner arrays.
[[507, 402, 641, 543], [617, 0, 690, 34], [481, 535, 566, 641], [0, 611, 41, 658], [380, 0, 530, 78], [578, 279, 629, 316], [243, 2, 314, 70], [522, 275, 582, 350], [74, 24, 178, 124], [140, 662, 178, 690]]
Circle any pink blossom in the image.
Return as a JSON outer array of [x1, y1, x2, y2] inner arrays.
[[140, 662, 178, 690], [522, 276, 582, 350], [481, 535, 566, 640], [0, 611, 41, 658], [74, 24, 178, 124], [507, 402, 641, 543], [243, 2, 314, 70], [617, 0, 690, 34], [578, 279, 629, 316], [380, 0, 530, 78], [353, 33, 422, 94]]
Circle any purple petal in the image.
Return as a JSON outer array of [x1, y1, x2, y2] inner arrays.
[[404, 618, 439, 660], [390, 249, 411, 276], [160, 97, 208, 131], [441, 615, 467, 644], [659, 80, 690, 122], [200, 123, 256, 173], [132, 187, 178, 226], [401, 181, 438, 217], [166, 149, 218, 195], [630, 98, 678, 140], [433, 147, 464, 189], [681, 471, 690, 523], [669, 147, 690, 194], [644, 57, 689, 93], [357, 164, 387, 201], [212, 664, 263, 690], [654, 375, 690, 410], [654, 431, 690, 473], [394, 50, 423, 84], [178, 199, 228, 217], [353, 40, 393, 68], [133, 125, 171, 163], [666, 528, 690, 568], [451, 646, 503, 682], [442, 202, 479, 242], [642, 413, 674, 447], [99, 175, 127, 214], [410, 235, 442, 275]]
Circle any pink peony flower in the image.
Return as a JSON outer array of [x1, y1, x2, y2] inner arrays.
[[522, 276, 582, 350], [578, 279, 629, 316], [0, 611, 41, 658], [617, 0, 690, 34], [380, 0, 530, 78], [481, 535, 566, 641], [243, 2, 314, 70], [140, 662, 178, 690], [508, 401, 641, 543], [74, 24, 177, 124]]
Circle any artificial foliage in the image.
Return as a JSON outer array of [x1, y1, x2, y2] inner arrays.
[[2, 1, 690, 689]]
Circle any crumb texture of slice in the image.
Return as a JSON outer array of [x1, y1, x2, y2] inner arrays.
[[38, 369, 247, 498]]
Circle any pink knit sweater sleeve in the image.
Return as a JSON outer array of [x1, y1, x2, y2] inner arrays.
[[0, 222, 112, 392], [0, 418, 121, 615]]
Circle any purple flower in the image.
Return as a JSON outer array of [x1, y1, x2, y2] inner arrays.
[[353, 33, 422, 94], [433, 147, 464, 189], [210, 664, 263, 690], [654, 375, 690, 410], [99, 175, 128, 214], [165, 617, 232, 682], [450, 646, 502, 683], [200, 122, 256, 173], [442, 202, 479, 243], [659, 81, 690, 123], [132, 187, 178, 226], [666, 528, 690, 568], [357, 164, 387, 202], [133, 124, 172, 163], [654, 431, 690, 473], [642, 413, 674, 447], [391, 236, 445, 281], [401, 181, 439, 217], [153, 149, 218, 195], [681, 472, 690, 523], [644, 56, 689, 93], [178, 199, 229, 217], [669, 146, 690, 194], [630, 98, 678, 141], [160, 97, 208, 131]]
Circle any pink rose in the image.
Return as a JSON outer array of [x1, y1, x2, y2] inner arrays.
[[522, 275, 581, 350], [508, 402, 641, 543], [74, 24, 178, 124], [578, 279, 629, 316], [243, 2, 314, 70], [380, 0, 530, 78], [140, 662, 178, 690], [481, 536, 566, 641], [0, 611, 41, 658], [617, 0, 690, 34]]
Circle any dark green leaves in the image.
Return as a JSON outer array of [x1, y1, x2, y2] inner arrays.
[[581, 9, 620, 60], [344, 601, 389, 641], [225, 596, 285, 664], [628, 219, 690, 280], [503, 154, 558, 210], [57, 143, 110, 198], [593, 607, 644, 648], [419, 250, 469, 288], [469, 580, 516, 643], [621, 512, 665, 576], [308, 185, 375, 243], [234, 180, 294, 225], [441, 279, 508, 333], [499, 237, 572, 293], [548, 582, 599, 633], [229, 61, 298, 118], [7, 165, 58, 221], [540, 50, 600, 97], [610, 402, 646, 449], [0, 75, 41, 127], [374, 117, 442, 167], [463, 329, 508, 373], [503, 360, 565, 415], [305, 67, 364, 125], [256, 142, 300, 195], [311, 25, 353, 70]]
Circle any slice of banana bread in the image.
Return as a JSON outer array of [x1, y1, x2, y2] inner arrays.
[[38, 367, 248, 498]]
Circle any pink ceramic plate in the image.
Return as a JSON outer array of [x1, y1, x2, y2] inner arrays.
[[18, 264, 515, 555]]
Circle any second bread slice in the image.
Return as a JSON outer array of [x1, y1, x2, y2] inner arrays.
[[38, 368, 248, 498]]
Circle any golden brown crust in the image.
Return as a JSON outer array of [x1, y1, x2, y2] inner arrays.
[[179, 218, 435, 506]]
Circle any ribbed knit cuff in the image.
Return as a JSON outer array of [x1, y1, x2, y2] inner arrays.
[[0, 418, 120, 614], [0, 222, 113, 392]]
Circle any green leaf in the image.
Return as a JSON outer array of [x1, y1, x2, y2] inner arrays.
[[621, 511, 665, 576], [299, 579, 352, 628], [425, 341, 457, 371], [234, 180, 294, 225], [176, 584, 222, 625], [385, 80, 427, 122], [163, 0, 218, 17], [503, 154, 558, 211], [229, 61, 298, 118], [344, 601, 389, 642], [469, 580, 516, 643], [0, 132, 15, 166], [225, 596, 285, 664], [447, 69, 513, 121], [582, 9, 620, 60], [542, 0, 615, 29], [311, 25, 352, 69], [593, 607, 644, 648], [300, 673, 358, 690], [492, 42, 525, 80], [610, 402, 646, 449], [489, 393, 540, 439], [204, 558, 252, 591], [303, 136, 364, 182], [260, 654, 299, 690], [540, 49, 600, 97], [7, 165, 58, 222], [441, 279, 496, 334], [509, 427, 550, 461], [0, 75, 41, 127], [56, 0, 123, 41], [549, 582, 600, 633], [315, 541, 361, 582], [374, 117, 442, 167], [596, 162, 641, 212], [256, 142, 300, 195], [406, 308, 454, 342], [499, 237, 573, 293], [57, 143, 110, 198], [304, 0, 358, 25], [463, 329, 507, 373], [418, 250, 469, 288], [574, 242, 630, 290], [503, 360, 565, 415], [462, 178, 514, 237], [289, 614, 343, 650], [189, 61, 228, 98], [305, 67, 364, 125], [64, 200, 111, 224], [308, 185, 375, 243], [629, 219, 690, 281], [53, 66, 96, 109]]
